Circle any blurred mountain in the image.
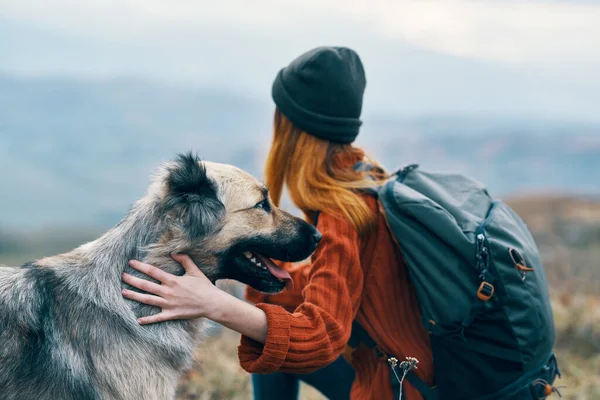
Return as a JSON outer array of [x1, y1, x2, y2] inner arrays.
[[1, 75, 599, 229]]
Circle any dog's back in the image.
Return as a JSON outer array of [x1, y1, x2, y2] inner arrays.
[[0, 263, 108, 400], [0, 261, 192, 400]]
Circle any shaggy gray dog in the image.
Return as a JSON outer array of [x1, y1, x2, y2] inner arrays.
[[0, 153, 320, 400]]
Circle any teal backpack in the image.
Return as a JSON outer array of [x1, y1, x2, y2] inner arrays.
[[349, 163, 561, 400]]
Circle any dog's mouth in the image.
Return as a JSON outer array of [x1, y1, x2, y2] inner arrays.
[[218, 228, 319, 294], [235, 251, 293, 291]]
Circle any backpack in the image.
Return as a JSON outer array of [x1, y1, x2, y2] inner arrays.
[[348, 163, 561, 400]]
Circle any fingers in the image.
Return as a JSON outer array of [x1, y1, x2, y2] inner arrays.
[[171, 253, 201, 275], [128, 260, 173, 283], [122, 272, 168, 296], [122, 288, 167, 308], [137, 312, 174, 325]]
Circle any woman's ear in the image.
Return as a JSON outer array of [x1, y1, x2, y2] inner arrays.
[[162, 152, 225, 239]]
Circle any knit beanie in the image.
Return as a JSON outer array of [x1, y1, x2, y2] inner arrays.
[[271, 46, 366, 144]]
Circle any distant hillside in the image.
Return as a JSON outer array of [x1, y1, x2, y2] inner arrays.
[[507, 194, 600, 247], [1, 75, 599, 228], [0, 76, 273, 228], [503, 195, 600, 295]]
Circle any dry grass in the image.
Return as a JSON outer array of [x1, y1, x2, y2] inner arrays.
[[550, 294, 600, 399], [175, 327, 326, 400]]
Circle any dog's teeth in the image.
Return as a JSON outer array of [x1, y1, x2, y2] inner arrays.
[[243, 251, 252, 259], [256, 262, 262, 267], [251, 257, 257, 263]]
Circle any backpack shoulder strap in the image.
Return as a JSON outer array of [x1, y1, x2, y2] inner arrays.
[[350, 161, 438, 399]]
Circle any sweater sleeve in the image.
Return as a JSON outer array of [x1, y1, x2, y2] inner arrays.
[[238, 212, 364, 374]]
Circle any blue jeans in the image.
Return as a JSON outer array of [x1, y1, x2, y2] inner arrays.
[[251, 355, 355, 400]]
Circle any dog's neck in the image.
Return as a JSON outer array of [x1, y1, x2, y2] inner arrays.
[[77, 210, 161, 268], [22, 204, 203, 398], [95, 208, 165, 270], [35, 199, 183, 299], [32, 198, 203, 367]]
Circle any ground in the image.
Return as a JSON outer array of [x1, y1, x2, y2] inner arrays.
[[175, 327, 327, 400]]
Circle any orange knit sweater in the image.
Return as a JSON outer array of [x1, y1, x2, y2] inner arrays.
[[238, 195, 434, 399]]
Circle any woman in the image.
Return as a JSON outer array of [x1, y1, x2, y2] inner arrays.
[[122, 46, 434, 399]]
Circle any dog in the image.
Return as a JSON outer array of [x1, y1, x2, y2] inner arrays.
[[0, 152, 321, 400]]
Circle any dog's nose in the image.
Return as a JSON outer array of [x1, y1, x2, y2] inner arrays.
[[312, 230, 322, 244]]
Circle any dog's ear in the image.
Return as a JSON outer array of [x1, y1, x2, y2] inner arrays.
[[163, 152, 225, 239]]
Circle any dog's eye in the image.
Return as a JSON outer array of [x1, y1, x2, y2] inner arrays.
[[254, 199, 271, 213]]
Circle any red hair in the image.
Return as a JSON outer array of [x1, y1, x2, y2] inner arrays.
[[264, 110, 386, 236]]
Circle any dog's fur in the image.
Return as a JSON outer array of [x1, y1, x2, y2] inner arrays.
[[0, 153, 320, 400]]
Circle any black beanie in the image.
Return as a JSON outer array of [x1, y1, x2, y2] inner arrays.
[[271, 46, 366, 144]]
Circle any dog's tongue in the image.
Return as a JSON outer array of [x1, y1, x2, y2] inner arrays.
[[254, 253, 293, 290]]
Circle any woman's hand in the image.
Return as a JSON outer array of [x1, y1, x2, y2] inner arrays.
[[122, 253, 269, 343], [122, 253, 220, 324]]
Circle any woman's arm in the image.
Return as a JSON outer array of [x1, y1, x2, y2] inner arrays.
[[210, 288, 269, 343], [123, 211, 364, 374], [238, 212, 363, 374], [122, 254, 268, 343]]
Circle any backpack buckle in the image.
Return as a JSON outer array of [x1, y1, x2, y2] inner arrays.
[[477, 282, 494, 301]]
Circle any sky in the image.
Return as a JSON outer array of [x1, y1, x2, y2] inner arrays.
[[1, 0, 599, 120]]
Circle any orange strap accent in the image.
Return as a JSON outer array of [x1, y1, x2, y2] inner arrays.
[[516, 263, 534, 272], [477, 282, 494, 301], [428, 319, 436, 335], [509, 248, 534, 271]]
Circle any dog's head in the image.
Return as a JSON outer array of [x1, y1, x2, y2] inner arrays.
[[150, 152, 321, 293]]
